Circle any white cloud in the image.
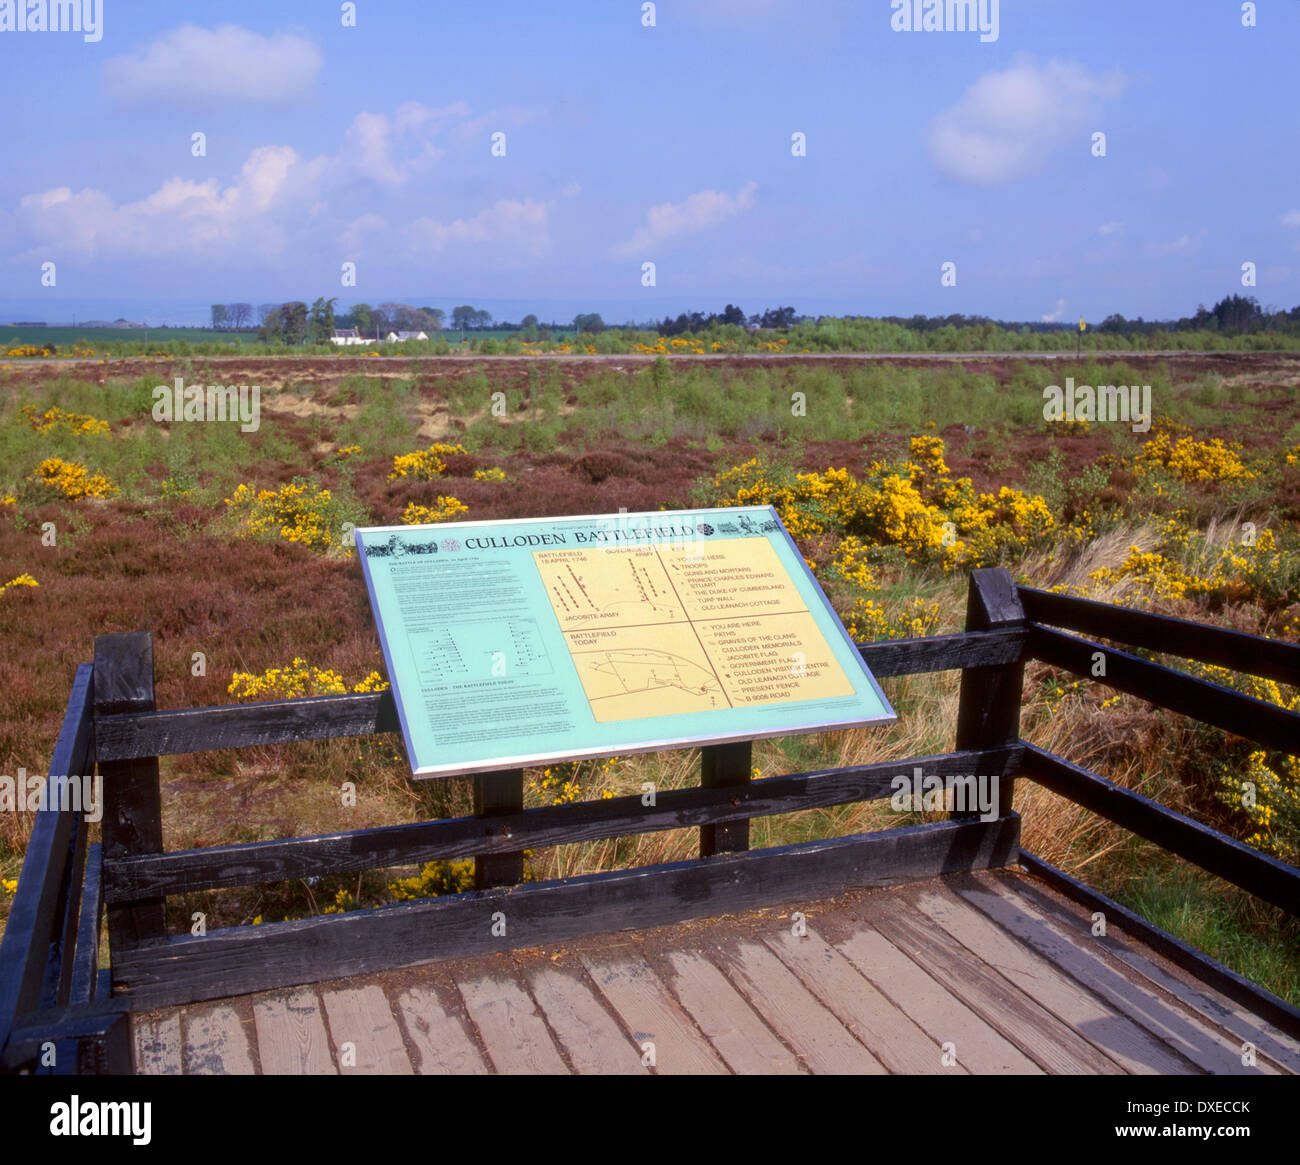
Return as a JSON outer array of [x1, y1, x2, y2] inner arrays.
[[1098, 220, 1126, 236], [1041, 298, 1067, 323], [102, 25, 322, 106], [1283, 210, 1300, 228], [413, 198, 553, 257], [8, 103, 559, 265], [928, 57, 1128, 185], [612, 181, 758, 258], [1144, 230, 1206, 258]]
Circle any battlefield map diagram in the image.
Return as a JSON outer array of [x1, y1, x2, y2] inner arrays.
[[533, 538, 857, 723]]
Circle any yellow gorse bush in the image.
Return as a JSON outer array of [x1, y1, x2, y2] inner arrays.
[[1089, 523, 1287, 606], [389, 442, 468, 481], [1, 573, 38, 597], [227, 658, 389, 700], [1135, 430, 1253, 482], [473, 466, 506, 482], [403, 497, 468, 524], [709, 437, 1054, 572], [225, 479, 345, 552], [1190, 664, 1300, 864], [21, 404, 110, 436], [30, 458, 117, 500]]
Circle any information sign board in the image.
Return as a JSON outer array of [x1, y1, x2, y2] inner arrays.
[[355, 507, 896, 777]]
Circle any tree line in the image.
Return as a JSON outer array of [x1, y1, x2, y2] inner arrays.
[[210, 293, 1300, 346]]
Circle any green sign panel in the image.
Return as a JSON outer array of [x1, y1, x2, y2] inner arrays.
[[355, 507, 895, 777]]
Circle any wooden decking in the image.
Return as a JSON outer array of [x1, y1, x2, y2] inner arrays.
[[130, 869, 1300, 1075]]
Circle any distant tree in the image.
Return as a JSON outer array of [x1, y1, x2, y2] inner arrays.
[[378, 302, 412, 332], [349, 303, 373, 335], [308, 297, 338, 343], [256, 303, 277, 326], [573, 312, 604, 334], [720, 303, 745, 326], [1211, 294, 1262, 334], [282, 301, 309, 345], [474, 309, 493, 329], [258, 305, 285, 343], [520, 313, 539, 329], [451, 305, 477, 333], [210, 304, 229, 331], [227, 303, 252, 330]]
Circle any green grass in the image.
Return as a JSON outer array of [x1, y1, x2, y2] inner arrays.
[[1100, 841, 1300, 1007]]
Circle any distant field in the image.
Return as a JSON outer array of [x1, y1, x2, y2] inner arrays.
[[0, 326, 572, 350], [0, 326, 255, 348]]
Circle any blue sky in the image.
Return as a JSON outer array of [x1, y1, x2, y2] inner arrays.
[[1, 0, 1297, 325]]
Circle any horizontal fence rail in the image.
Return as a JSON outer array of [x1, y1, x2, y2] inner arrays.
[[1019, 586, 1300, 685], [103, 746, 1022, 900], [90, 628, 1030, 764], [1021, 745, 1300, 914], [112, 816, 1022, 1010], [1029, 624, 1300, 755]]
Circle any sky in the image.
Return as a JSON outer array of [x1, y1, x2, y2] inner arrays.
[[0, 0, 1297, 326]]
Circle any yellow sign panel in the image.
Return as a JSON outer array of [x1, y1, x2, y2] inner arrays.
[[534, 538, 856, 723]]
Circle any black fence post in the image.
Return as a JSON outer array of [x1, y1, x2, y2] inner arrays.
[[473, 770, 524, 888], [954, 569, 1026, 821], [94, 632, 167, 957], [700, 741, 753, 856]]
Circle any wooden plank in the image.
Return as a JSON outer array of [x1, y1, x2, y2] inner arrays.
[[715, 940, 886, 1074], [133, 1012, 183, 1075], [996, 866, 1300, 1071], [952, 872, 1279, 1076], [1029, 624, 1300, 755], [579, 952, 727, 1074], [700, 741, 752, 856], [474, 770, 523, 889], [393, 984, 489, 1075], [859, 627, 1025, 677], [94, 689, 403, 762], [908, 883, 1198, 1074], [320, 985, 412, 1074], [764, 927, 960, 1074], [525, 966, 646, 1075], [104, 747, 1020, 900], [869, 888, 1123, 1074], [661, 950, 803, 1073], [89, 631, 1025, 762], [1018, 586, 1300, 685], [113, 816, 1022, 1010], [457, 975, 569, 1074], [252, 989, 337, 1075], [832, 926, 1042, 1074], [0, 663, 94, 1040], [69, 843, 103, 1005], [1023, 745, 1300, 914], [95, 632, 167, 952], [183, 1004, 257, 1075]]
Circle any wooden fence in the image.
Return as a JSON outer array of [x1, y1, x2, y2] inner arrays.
[[2, 567, 1297, 1073]]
